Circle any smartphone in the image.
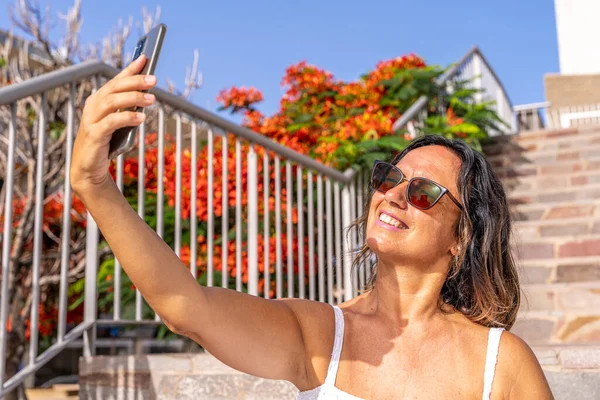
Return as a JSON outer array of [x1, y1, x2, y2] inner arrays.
[[108, 24, 167, 159]]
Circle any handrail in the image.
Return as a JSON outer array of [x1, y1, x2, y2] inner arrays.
[[0, 60, 353, 183], [0, 60, 108, 104], [513, 101, 550, 112], [392, 46, 513, 133]]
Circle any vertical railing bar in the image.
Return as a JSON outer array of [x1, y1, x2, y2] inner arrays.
[[333, 182, 342, 304], [221, 134, 229, 288], [307, 171, 315, 301], [207, 127, 214, 287], [275, 156, 283, 298], [297, 166, 305, 299], [247, 144, 258, 296], [351, 179, 359, 296], [29, 92, 48, 364], [175, 113, 182, 257], [363, 170, 372, 284], [82, 75, 101, 358], [235, 138, 242, 292], [325, 178, 333, 305], [0, 104, 18, 383], [286, 161, 294, 297], [137, 121, 146, 220], [190, 121, 198, 279], [135, 119, 146, 320], [146, 106, 165, 321], [113, 153, 124, 321], [83, 213, 99, 358], [58, 84, 75, 341], [355, 177, 364, 291], [263, 152, 270, 299], [317, 175, 326, 303], [356, 171, 367, 288], [341, 184, 353, 301]]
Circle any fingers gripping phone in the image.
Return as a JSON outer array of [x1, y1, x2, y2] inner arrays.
[[108, 24, 167, 159]]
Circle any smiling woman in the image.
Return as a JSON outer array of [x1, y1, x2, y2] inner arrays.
[[295, 135, 553, 399], [352, 135, 520, 329]]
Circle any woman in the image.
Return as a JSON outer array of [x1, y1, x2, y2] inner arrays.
[[71, 55, 554, 399]]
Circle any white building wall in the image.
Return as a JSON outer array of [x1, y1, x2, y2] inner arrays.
[[555, 0, 600, 74]]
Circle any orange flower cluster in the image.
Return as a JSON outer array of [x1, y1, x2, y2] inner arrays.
[[217, 86, 264, 111], [218, 54, 427, 167], [110, 132, 307, 296]]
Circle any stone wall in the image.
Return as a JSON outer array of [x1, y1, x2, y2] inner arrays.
[[483, 126, 600, 345]]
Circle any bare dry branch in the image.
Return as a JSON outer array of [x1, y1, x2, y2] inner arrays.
[[57, 0, 83, 63], [141, 6, 161, 34]]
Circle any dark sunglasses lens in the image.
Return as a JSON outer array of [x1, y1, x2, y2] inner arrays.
[[372, 163, 403, 193], [408, 179, 442, 209]]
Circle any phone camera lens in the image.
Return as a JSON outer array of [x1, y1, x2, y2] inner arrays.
[[131, 38, 146, 61]]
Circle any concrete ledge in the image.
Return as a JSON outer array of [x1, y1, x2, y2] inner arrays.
[[79, 353, 297, 399], [80, 348, 600, 399]]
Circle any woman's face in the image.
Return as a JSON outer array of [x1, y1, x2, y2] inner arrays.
[[366, 145, 463, 267]]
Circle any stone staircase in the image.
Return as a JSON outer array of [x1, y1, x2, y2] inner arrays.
[[484, 125, 600, 398], [484, 125, 600, 346]]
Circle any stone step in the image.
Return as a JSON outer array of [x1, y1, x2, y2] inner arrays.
[[79, 353, 298, 400], [488, 144, 600, 170], [532, 345, 600, 400], [513, 234, 600, 262], [519, 257, 600, 284], [508, 183, 600, 206], [514, 309, 600, 345], [506, 125, 600, 142], [79, 349, 600, 400], [500, 170, 600, 194], [511, 198, 600, 222], [493, 156, 600, 179], [514, 217, 600, 239], [484, 128, 600, 156], [515, 282, 600, 344], [520, 281, 600, 314]]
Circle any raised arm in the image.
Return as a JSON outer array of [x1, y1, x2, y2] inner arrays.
[[70, 55, 310, 386]]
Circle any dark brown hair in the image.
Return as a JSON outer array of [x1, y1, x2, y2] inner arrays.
[[350, 135, 520, 329]]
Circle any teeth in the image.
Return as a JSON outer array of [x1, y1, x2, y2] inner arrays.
[[379, 213, 404, 228]]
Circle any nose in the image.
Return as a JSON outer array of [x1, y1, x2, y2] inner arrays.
[[384, 181, 408, 209]]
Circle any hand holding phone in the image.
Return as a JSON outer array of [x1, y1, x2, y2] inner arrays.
[[108, 24, 167, 159]]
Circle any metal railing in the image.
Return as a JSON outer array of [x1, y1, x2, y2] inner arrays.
[[512, 101, 600, 132], [392, 46, 514, 136], [0, 60, 369, 395], [514, 101, 550, 132]]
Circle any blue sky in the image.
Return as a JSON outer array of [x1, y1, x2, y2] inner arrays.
[[0, 0, 559, 119]]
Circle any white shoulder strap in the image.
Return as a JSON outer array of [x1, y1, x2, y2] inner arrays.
[[324, 305, 345, 387], [482, 327, 504, 400]]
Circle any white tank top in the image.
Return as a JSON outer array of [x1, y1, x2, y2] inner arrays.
[[296, 305, 504, 400]]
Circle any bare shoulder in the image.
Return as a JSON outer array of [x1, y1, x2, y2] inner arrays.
[[275, 298, 335, 338], [275, 299, 337, 390], [494, 331, 554, 399]]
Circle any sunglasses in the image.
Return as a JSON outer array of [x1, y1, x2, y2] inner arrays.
[[370, 160, 463, 211]]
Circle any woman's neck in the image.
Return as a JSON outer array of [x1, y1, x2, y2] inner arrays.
[[362, 260, 449, 327]]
